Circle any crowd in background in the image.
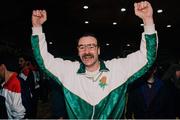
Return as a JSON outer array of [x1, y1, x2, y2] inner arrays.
[[0, 47, 67, 119], [0, 46, 180, 119], [1, 0, 180, 119]]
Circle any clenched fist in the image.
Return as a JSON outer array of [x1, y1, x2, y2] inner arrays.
[[32, 10, 47, 27], [134, 1, 154, 25]]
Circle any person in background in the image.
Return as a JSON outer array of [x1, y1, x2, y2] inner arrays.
[[162, 63, 180, 118], [125, 63, 176, 119], [29, 60, 41, 118], [0, 80, 8, 119], [19, 54, 40, 118], [49, 76, 68, 119], [18, 54, 34, 118], [31, 1, 158, 119], [0, 49, 25, 119]]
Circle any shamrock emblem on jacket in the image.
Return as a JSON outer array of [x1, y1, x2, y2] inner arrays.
[[99, 76, 107, 89]]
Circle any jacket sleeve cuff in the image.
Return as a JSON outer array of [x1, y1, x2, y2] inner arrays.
[[32, 26, 43, 35], [144, 24, 156, 34]]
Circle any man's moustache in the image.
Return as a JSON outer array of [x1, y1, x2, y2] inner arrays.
[[82, 54, 94, 58]]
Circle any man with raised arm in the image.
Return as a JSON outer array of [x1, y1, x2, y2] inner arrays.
[[31, 1, 158, 119]]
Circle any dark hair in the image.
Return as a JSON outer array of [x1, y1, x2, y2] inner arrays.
[[0, 48, 18, 71], [76, 32, 100, 47]]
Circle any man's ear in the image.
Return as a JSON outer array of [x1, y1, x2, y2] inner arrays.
[[98, 47, 100, 55]]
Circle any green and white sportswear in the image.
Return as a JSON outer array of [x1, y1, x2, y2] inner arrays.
[[31, 25, 158, 119]]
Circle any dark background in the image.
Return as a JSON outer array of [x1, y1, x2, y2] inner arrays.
[[0, 0, 179, 64]]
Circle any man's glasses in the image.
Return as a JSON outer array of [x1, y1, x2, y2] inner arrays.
[[77, 44, 97, 51]]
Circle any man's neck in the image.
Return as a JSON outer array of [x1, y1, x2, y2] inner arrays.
[[86, 61, 100, 72]]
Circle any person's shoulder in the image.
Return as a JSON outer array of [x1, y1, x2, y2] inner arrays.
[[4, 74, 21, 93]]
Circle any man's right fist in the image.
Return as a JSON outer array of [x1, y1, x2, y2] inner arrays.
[[32, 10, 47, 27]]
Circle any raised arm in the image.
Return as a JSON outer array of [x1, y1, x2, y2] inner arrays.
[[31, 10, 79, 84], [106, 1, 157, 85], [126, 1, 157, 83]]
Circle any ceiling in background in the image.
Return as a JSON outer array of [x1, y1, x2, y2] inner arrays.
[[0, 0, 179, 62]]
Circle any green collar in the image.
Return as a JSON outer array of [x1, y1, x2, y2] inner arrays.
[[77, 60, 109, 74]]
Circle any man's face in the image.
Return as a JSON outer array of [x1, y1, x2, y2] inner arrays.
[[77, 36, 100, 68], [18, 57, 26, 68]]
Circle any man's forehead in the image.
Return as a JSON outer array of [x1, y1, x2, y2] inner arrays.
[[78, 36, 97, 44]]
